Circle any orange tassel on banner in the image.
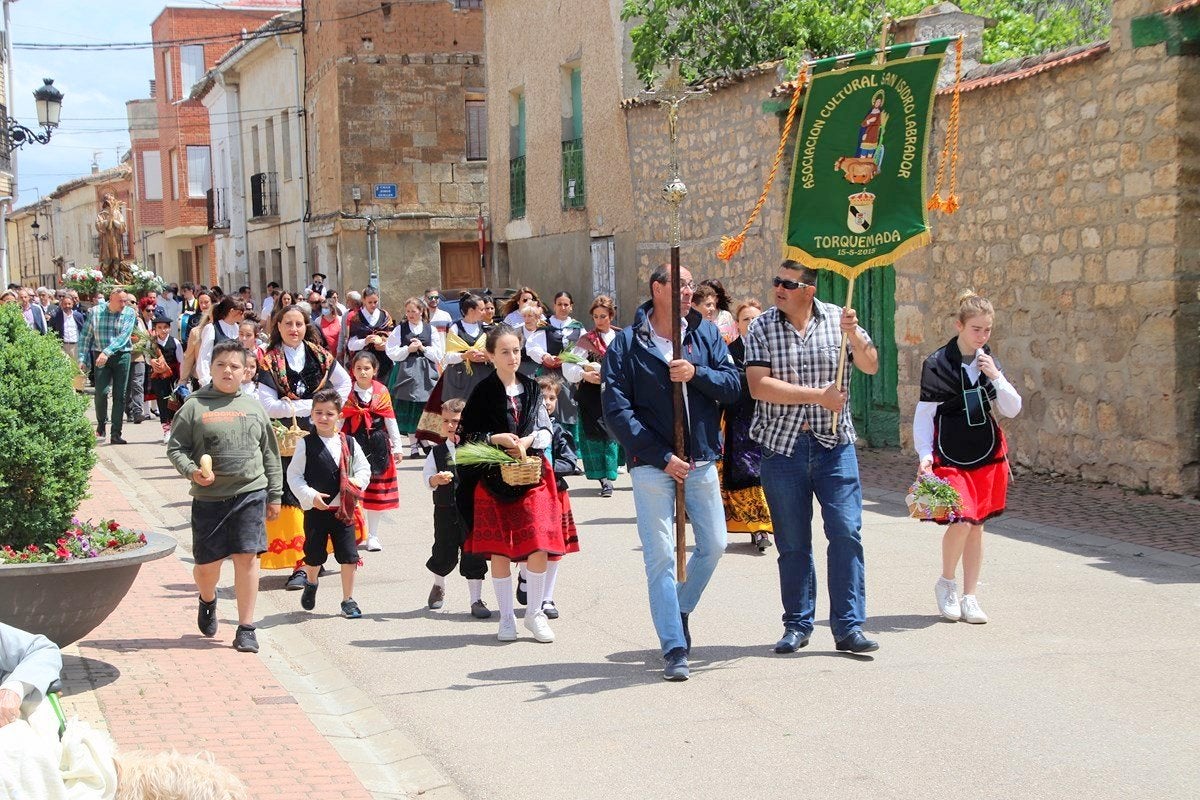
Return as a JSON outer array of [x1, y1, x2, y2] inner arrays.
[[929, 36, 964, 215], [717, 65, 809, 262]]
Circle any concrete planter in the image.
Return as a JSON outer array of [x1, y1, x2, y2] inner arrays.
[[0, 531, 176, 647]]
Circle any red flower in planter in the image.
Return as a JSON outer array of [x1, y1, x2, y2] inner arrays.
[[107, 539, 119, 548], [138, 534, 147, 543], [56, 538, 68, 546], [27, 544, 39, 553], [55, 547, 70, 559], [107, 520, 120, 532]]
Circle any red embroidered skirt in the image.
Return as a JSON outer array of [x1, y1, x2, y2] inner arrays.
[[550, 489, 579, 561], [931, 460, 1009, 526], [361, 456, 399, 511], [466, 460, 566, 560]]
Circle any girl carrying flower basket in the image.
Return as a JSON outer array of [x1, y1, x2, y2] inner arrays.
[[914, 290, 1022, 624]]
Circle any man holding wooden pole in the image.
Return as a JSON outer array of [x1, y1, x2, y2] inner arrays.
[[603, 264, 740, 681]]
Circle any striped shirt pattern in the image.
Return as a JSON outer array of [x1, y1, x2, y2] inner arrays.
[[743, 300, 871, 453]]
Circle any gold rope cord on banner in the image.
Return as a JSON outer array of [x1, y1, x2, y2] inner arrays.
[[716, 64, 809, 262], [928, 35, 964, 214]]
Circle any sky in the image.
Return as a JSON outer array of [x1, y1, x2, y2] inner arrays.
[[5, 0, 281, 210]]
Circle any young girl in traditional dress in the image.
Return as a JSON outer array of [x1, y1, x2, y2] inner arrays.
[[343, 351, 403, 552], [525, 291, 585, 442], [574, 296, 621, 497], [533, 375, 578, 620], [457, 324, 564, 643], [439, 293, 493, 402], [517, 302, 545, 378], [721, 299, 773, 552], [915, 290, 1022, 624], [256, 305, 353, 589], [386, 297, 441, 457]]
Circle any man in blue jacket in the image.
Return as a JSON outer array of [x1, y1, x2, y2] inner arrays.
[[603, 264, 740, 681]]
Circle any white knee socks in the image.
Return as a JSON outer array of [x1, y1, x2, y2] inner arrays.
[[365, 509, 384, 541], [494, 576, 515, 621], [543, 560, 560, 603], [467, 578, 483, 604], [525, 570, 547, 615], [432, 574, 446, 589]]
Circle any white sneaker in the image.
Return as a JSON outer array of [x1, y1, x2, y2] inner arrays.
[[497, 616, 518, 641], [523, 610, 555, 643], [366, 536, 383, 552], [161, 428, 171, 444], [935, 577, 961, 621], [960, 594, 989, 624], [410, 444, 422, 458]]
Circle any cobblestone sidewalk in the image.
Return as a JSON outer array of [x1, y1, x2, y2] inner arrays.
[[64, 464, 374, 800], [857, 447, 1200, 558]]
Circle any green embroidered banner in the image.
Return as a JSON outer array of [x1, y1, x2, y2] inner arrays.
[[784, 46, 947, 278]]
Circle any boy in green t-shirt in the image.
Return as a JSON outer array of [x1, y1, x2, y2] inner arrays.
[[167, 340, 283, 653]]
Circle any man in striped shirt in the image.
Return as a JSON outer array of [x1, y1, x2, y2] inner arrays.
[[79, 289, 136, 445]]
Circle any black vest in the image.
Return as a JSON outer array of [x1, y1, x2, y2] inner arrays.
[[431, 443, 458, 507], [398, 321, 433, 359], [156, 336, 180, 368], [303, 436, 343, 499], [213, 320, 237, 346]]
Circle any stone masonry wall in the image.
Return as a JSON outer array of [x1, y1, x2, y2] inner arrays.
[[895, 44, 1198, 497], [624, 12, 1198, 495]]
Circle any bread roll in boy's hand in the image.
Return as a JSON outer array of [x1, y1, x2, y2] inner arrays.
[[193, 455, 215, 486]]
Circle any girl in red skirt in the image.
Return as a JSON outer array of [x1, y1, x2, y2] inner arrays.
[[343, 351, 403, 551], [458, 324, 565, 643], [915, 290, 1022, 624]]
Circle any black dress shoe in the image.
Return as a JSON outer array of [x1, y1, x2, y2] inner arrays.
[[774, 629, 810, 654], [835, 631, 880, 654], [110, 436, 128, 445], [681, 612, 691, 654], [96, 424, 106, 438]]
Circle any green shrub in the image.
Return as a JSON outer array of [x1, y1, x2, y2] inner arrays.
[[0, 303, 95, 548]]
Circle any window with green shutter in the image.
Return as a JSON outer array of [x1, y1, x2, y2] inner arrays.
[[562, 66, 584, 209], [510, 91, 526, 219]]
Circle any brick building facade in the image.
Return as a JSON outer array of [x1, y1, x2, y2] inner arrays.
[[132, 2, 299, 287], [304, 0, 487, 303]]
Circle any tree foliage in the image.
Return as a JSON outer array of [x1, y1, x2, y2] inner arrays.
[[0, 303, 96, 549], [622, 0, 1112, 84]]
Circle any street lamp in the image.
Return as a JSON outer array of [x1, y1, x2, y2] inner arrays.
[[7, 78, 64, 149]]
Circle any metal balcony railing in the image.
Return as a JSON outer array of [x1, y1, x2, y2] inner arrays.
[[250, 172, 278, 218], [509, 156, 526, 219], [206, 187, 230, 229], [561, 137, 585, 209]]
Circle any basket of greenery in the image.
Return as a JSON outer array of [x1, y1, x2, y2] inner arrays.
[[905, 474, 963, 522], [453, 440, 543, 487]]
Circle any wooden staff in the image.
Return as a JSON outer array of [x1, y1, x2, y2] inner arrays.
[[830, 274, 856, 435], [670, 248, 687, 582]]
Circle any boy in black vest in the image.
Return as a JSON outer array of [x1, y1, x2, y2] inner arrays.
[[286, 387, 372, 619], [423, 398, 491, 618], [148, 316, 184, 444]]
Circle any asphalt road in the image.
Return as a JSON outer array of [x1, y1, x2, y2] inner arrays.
[[99, 417, 1199, 800]]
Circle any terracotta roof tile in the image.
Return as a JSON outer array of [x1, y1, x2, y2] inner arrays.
[[1164, 0, 1200, 15]]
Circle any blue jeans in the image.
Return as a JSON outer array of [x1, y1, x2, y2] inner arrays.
[[631, 462, 727, 655], [759, 436, 866, 641]]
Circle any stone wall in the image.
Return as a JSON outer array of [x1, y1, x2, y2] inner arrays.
[[622, 7, 1198, 496], [625, 66, 789, 308], [895, 40, 1198, 497]]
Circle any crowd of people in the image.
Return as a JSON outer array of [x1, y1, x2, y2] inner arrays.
[[10, 261, 1020, 679]]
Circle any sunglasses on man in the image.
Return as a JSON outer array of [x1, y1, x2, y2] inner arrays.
[[773, 276, 810, 291]]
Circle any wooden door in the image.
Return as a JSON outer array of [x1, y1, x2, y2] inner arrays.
[[816, 265, 899, 447], [590, 236, 615, 299], [440, 241, 483, 291]]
